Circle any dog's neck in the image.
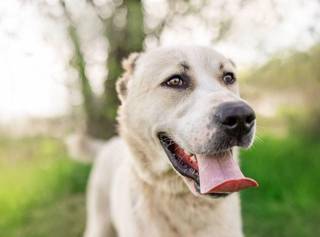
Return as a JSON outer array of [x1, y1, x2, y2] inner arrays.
[[121, 129, 192, 194], [129, 165, 242, 236]]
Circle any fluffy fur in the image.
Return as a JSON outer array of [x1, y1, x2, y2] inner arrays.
[[70, 46, 256, 237]]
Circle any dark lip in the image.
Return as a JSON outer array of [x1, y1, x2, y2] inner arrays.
[[158, 133, 229, 198], [158, 133, 199, 183]]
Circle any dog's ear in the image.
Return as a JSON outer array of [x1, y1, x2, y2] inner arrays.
[[116, 52, 140, 102]]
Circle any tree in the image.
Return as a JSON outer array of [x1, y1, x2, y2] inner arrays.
[[59, 0, 144, 139]]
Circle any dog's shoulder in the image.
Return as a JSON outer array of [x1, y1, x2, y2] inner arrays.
[[96, 136, 130, 164]]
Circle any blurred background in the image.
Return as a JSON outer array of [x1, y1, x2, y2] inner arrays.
[[0, 0, 319, 236]]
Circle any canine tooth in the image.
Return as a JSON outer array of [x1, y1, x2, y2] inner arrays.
[[190, 155, 196, 163]]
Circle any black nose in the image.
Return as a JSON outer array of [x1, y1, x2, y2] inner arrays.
[[215, 102, 256, 137]]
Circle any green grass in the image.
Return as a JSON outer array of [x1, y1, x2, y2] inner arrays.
[[0, 136, 91, 237], [0, 135, 319, 236], [241, 135, 320, 237]]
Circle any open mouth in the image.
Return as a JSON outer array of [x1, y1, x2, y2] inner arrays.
[[158, 133, 258, 197]]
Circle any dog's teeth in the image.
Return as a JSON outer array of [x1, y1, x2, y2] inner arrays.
[[190, 155, 197, 163]]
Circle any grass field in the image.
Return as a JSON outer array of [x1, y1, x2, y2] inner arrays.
[[0, 136, 90, 237], [0, 135, 319, 237], [241, 135, 320, 236]]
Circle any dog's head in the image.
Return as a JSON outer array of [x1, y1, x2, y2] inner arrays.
[[117, 46, 257, 197]]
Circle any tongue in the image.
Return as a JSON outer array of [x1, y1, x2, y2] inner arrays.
[[197, 151, 258, 194]]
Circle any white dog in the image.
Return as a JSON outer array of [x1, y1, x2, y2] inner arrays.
[[67, 46, 258, 237]]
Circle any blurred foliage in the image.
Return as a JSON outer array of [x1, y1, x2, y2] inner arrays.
[[1, 135, 319, 236], [241, 135, 320, 237], [283, 104, 320, 140], [243, 44, 320, 139], [0, 136, 91, 237], [244, 44, 320, 89]]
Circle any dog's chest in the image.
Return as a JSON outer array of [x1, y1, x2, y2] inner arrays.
[[111, 166, 243, 237], [129, 190, 243, 237], [145, 203, 211, 237]]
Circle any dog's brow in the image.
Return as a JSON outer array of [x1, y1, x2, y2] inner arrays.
[[229, 59, 236, 68], [180, 62, 190, 71], [219, 62, 224, 71]]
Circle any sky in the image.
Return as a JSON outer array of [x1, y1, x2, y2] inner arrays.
[[0, 0, 319, 122], [0, 1, 72, 121]]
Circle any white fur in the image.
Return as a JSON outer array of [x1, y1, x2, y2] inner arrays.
[[77, 46, 255, 237]]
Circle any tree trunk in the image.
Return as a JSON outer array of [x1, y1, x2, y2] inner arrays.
[[61, 1, 100, 137], [95, 0, 145, 139], [64, 0, 145, 139]]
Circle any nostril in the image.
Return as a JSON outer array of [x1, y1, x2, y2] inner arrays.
[[222, 116, 238, 128], [245, 113, 256, 126]]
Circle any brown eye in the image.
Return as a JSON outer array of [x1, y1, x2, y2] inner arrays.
[[167, 77, 183, 87], [222, 72, 236, 85], [162, 74, 189, 89]]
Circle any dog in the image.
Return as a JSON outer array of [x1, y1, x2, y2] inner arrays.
[[67, 46, 258, 237]]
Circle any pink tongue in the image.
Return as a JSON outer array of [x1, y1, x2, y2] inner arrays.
[[197, 151, 258, 194]]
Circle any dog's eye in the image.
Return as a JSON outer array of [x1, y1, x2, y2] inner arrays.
[[162, 75, 188, 89], [167, 77, 183, 87], [222, 72, 236, 85]]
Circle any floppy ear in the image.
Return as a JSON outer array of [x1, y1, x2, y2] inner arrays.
[[116, 52, 140, 102]]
